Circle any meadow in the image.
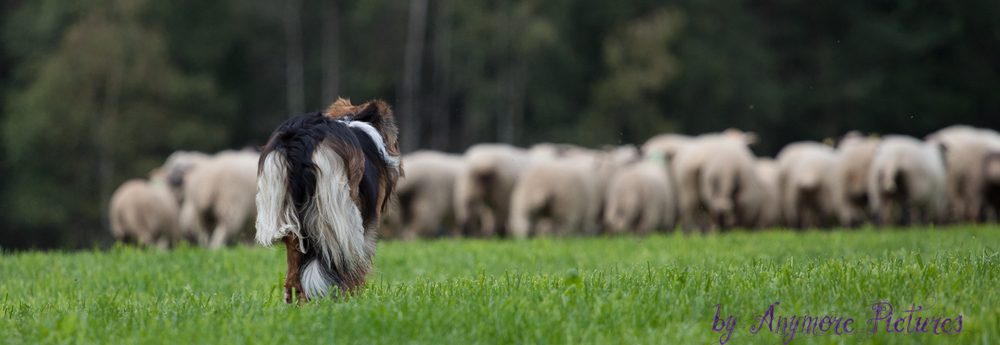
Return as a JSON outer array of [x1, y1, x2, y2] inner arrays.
[[2, 226, 999, 344]]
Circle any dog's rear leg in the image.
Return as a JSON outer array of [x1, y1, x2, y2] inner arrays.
[[283, 235, 306, 305]]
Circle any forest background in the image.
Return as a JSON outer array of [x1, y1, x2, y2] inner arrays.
[[1, 0, 997, 249]]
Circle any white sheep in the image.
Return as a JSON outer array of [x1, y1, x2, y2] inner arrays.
[[984, 152, 1000, 221], [178, 150, 259, 248], [642, 133, 693, 163], [673, 130, 760, 233], [867, 135, 948, 226], [508, 146, 638, 238], [775, 142, 838, 229], [109, 168, 180, 249], [754, 158, 782, 229], [452, 143, 535, 238], [925, 125, 1000, 223], [698, 141, 763, 231], [830, 132, 881, 227], [389, 150, 465, 240], [160, 150, 212, 203], [508, 155, 602, 238], [603, 158, 677, 235]]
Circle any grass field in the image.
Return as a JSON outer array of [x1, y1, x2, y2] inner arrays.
[[2, 226, 999, 344]]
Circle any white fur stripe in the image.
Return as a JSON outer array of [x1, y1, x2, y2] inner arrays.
[[255, 151, 303, 251], [302, 144, 367, 272], [345, 121, 401, 168], [301, 259, 332, 300]]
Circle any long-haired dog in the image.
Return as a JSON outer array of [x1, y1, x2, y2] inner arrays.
[[255, 98, 401, 304]]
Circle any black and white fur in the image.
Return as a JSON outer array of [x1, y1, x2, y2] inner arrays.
[[256, 100, 400, 301]]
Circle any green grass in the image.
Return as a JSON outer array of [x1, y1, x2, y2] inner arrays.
[[2, 226, 999, 344]]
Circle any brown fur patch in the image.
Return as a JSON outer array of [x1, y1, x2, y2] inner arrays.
[[323, 98, 363, 119], [366, 100, 402, 159], [283, 235, 306, 305]]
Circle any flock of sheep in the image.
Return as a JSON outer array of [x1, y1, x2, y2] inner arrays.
[[110, 150, 259, 249], [384, 124, 1000, 239], [109, 124, 1000, 249]]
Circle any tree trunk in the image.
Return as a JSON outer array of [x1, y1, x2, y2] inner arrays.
[[430, 0, 454, 151], [97, 62, 123, 236], [321, 0, 341, 105], [509, 62, 527, 145], [498, 62, 527, 145], [285, 0, 305, 118], [400, 0, 429, 153], [496, 0, 521, 144]]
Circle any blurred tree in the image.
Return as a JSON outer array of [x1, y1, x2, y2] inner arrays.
[[400, 0, 429, 153], [285, 0, 305, 117], [2, 0, 233, 247], [2, 0, 1000, 248], [321, 0, 342, 105], [428, 0, 454, 151], [450, 0, 560, 147], [579, 8, 684, 146], [659, 0, 782, 154]]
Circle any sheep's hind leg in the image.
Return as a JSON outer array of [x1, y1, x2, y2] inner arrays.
[[208, 225, 229, 250], [283, 235, 307, 305], [155, 237, 170, 251]]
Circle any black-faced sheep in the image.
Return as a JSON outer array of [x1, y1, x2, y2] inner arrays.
[[179, 150, 259, 249], [867, 135, 948, 226]]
